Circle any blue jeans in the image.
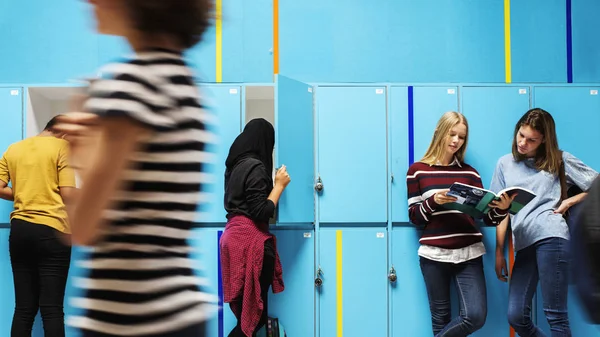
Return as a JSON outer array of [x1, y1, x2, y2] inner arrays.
[[420, 256, 487, 336], [508, 237, 571, 337]]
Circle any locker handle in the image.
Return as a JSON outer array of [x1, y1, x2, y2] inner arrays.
[[314, 176, 324, 192], [315, 266, 324, 287], [388, 266, 397, 283]]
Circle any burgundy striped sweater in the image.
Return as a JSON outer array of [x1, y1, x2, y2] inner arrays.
[[406, 161, 508, 249]]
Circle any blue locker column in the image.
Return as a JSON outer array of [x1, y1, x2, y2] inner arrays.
[[318, 228, 388, 337], [461, 86, 530, 337], [462, 86, 531, 185], [0, 88, 22, 335], [275, 75, 315, 224], [390, 227, 433, 337], [198, 86, 242, 223], [0, 88, 22, 221], [389, 86, 459, 336], [533, 86, 600, 336], [190, 228, 237, 336], [390, 86, 459, 223], [268, 229, 315, 336], [533, 86, 600, 171], [316, 86, 388, 224]]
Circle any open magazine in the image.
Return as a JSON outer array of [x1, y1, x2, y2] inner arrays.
[[443, 182, 536, 218]]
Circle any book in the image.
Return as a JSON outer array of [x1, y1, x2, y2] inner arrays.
[[443, 182, 536, 218]]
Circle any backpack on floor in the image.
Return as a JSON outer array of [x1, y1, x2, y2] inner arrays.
[[255, 317, 287, 337]]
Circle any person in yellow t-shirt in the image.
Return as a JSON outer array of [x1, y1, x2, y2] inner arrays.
[[0, 115, 77, 337]]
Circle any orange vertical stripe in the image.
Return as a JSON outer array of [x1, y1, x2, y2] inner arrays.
[[273, 0, 279, 75], [508, 235, 515, 337]]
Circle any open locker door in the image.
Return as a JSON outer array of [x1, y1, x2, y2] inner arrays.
[[274, 75, 315, 225]]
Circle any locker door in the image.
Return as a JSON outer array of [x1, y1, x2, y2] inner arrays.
[[462, 86, 531, 187], [190, 228, 237, 337], [533, 86, 600, 171], [0, 88, 22, 222], [390, 227, 434, 337], [316, 86, 387, 224], [389, 86, 459, 223], [461, 86, 530, 337], [275, 75, 315, 224], [319, 228, 388, 337], [268, 229, 315, 337], [533, 86, 600, 336], [198, 86, 242, 223]]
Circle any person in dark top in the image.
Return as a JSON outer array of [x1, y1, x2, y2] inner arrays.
[[219, 118, 291, 337]]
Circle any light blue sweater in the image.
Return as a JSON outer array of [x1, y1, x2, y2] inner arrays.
[[490, 151, 599, 251]]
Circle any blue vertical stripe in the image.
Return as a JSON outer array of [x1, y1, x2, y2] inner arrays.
[[566, 0, 573, 83], [408, 86, 415, 165], [217, 230, 224, 337]]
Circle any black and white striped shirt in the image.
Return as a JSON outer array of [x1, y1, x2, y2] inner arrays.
[[67, 49, 218, 336]]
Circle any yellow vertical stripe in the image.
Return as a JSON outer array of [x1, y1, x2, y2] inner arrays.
[[336, 230, 343, 337], [504, 0, 512, 83], [215, 0, 223, 83]]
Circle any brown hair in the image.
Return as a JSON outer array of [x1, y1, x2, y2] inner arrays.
[[512, 108, 562, 175], [421, 111, 469, 165], [124, 0, 214, 50]]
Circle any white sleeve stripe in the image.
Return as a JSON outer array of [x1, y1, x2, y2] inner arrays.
[[91, 80, 173, 108], [419, 204, 429, 221], [85, 98, 176, 128], [424, 199, 434, 212]]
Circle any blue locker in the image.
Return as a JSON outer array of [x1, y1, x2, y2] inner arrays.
[[533, 86, 600, 336], [316, 86, 387, 224], [198, 86, 242, 223], [190, 228, 236, 336], [472, 227, 510, 337], [0, 88, 22, 222], [275, 75, 315, 224], [462, 86, 531, 186], [533, 86, 600, 171], [390, 227, 433, 337], [268, 229, 315, 337], [461, 86, 531, 336], [318, 228, 388, 337], [390, 86, 459, 223]]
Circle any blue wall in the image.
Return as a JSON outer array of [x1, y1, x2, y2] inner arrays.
[[2, 0, 600, 84], [2, 0, 600, 336]]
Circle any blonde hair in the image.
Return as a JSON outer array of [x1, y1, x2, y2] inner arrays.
[[420, 111, 469, 165]]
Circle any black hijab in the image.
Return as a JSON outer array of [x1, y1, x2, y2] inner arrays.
[[225, 118, 275, 179]]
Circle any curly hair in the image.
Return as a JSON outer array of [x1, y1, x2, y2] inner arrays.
[[124, 0, 214, 50]]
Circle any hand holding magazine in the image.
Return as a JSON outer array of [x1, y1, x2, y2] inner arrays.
[[443, 182, 536, 218]]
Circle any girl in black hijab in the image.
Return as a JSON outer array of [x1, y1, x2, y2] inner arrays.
[[220, 118, 291, 336]]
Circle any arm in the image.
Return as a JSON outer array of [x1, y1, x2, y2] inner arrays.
[[484, 158, 511, 226], [0, 155, 13, 201], [246, 165, 290, 223], [556, 152, 600, 214], [67, 117, 148, 245], [0, 180, 12, 201], [495, 216, 510, 282], [406, 167, 452, 226]]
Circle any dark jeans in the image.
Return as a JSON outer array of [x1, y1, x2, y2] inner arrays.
[[420, 256, 487, 337], [81, 322, 206, 337], [9, 218, 71, 337], [508, 237, 571, 337], [228, 239, 275, 337]]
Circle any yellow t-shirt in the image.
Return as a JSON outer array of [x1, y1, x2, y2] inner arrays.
[[0, 136, 76, 233]]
